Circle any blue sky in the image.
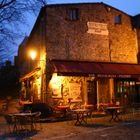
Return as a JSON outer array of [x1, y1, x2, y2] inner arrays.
[[49, 0, 140, 16], [6, 0, 140, 63]]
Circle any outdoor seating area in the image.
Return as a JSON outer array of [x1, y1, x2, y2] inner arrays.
[[51, 103, 95, 125], [0, 99, 140, 140], [50, 101, 137, 125], [105, 106, 125, 121], [71, 108, 89, 125], [1, 97, 140, 138], [4, 111, 41, 134], [1, 109, 140, 140]]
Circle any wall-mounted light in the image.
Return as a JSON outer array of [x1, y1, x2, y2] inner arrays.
[[30, 50, 37, 60]]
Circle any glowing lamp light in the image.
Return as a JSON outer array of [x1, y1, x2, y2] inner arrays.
[[30, 50, 37, 60]]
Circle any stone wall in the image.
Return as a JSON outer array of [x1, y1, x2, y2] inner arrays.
[[98, 78, 110, 103], [46, 74, 111, 107], [45, 3, 138, 63], [132, 14, 140, 62], [47, 75, 86, 107], [18, 3, 139, 105]]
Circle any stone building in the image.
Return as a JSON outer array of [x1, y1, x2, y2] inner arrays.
[[132, 14, 140, 63], [17, 3, 140, 109]]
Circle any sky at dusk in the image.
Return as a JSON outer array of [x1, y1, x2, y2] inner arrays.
[[5, 0, 140, 63], [49, 0, 140, 16]]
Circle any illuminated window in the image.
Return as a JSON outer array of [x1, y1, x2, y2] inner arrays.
[[68, 8, 79, 21], [115, 15, 122, 24], [114, 79, 140, 103]]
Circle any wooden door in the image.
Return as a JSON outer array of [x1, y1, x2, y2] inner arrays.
[[87, 80, 97, 105]]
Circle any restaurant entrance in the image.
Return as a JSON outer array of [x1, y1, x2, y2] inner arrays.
[[87, 80, 97, 106]]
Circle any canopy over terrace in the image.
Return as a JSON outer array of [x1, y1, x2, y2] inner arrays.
[[51, 60, 140, 78], [20, 67, 41, 81]]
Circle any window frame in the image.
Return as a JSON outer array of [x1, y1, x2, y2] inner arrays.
[[67, 8, 79, 21], [114, 15, 122, 24]]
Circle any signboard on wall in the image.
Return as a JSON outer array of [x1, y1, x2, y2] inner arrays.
[[87, 22, 108, 35], [69, 82, 81, 100]]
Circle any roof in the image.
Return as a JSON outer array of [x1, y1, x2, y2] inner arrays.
[[51, 60, 140, 78], [46, 2, 130, 16]]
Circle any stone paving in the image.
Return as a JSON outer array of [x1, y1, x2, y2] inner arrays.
[[0, 111, 140, 140]]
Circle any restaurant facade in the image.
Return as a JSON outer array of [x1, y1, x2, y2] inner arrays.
[[17, 2, 140, 109]]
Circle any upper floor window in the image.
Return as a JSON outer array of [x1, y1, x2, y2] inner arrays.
[[115, 15, 122, 24], [68, 8, 79, 21]]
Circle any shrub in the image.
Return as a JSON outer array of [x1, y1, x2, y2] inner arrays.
[[31, 103, 53, 118]]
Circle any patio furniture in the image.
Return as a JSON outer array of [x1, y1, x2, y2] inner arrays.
[[53, 105, 70, 118], [4, 114, 17, 133], [11, 112, 41, 133], [106, 106, 125, 122], [66, 108, 75, 121], [81, 104, 94, 117], [33, 111, 42, 130], [57, 105, 70, 117], [71, 109, 89, 125], [99, 104, 109, 115]]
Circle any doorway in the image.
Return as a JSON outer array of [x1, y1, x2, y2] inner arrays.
[[87, 80, 97, 105]]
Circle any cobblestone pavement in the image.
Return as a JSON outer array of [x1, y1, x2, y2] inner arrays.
[[0, 112, 140, 140]]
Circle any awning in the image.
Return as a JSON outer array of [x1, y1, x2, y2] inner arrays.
[[51, 60, 140, 78], [20, 67, 41, 81]]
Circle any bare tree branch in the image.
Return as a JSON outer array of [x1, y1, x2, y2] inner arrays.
[[0, 0, 16, 9], [0, 0, 48, 61]]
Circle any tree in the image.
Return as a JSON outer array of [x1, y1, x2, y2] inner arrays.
[[0, 0, 47, 61], [0, 60, 19, 98]]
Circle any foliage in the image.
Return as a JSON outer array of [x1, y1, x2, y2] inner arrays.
[[31, 103, 53, 118], [0, 60, 19, 98]]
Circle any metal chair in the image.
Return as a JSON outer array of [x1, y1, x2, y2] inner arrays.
[[4, 114, 17, 133], [33, 112, 42, 130], [66, 110, 76, 125]]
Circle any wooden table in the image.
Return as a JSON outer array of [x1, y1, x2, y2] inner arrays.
[[106, 106, 124, 121], [72, 109, 89, 125]]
